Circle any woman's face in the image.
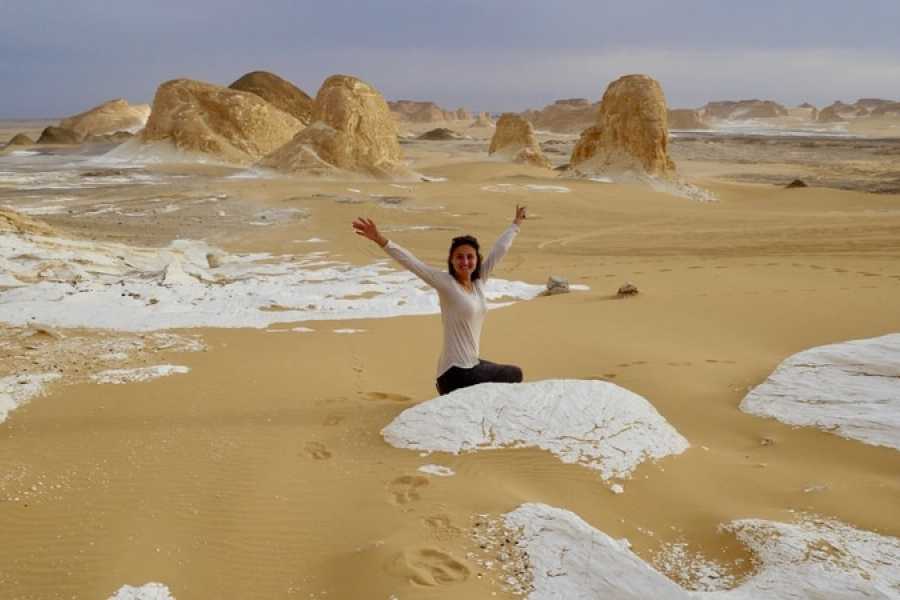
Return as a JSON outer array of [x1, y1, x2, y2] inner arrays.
[[450, 244, 478, 280]]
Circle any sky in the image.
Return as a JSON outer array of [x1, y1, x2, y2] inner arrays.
[[2, 0, 900, 118]]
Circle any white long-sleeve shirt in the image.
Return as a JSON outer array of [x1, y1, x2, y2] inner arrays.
[[383, 223, 520, 377]]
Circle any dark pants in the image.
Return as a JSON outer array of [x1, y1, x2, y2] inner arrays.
[[436, 359, 523, 395]]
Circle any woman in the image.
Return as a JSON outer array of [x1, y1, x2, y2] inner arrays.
[[352, 205, 527, 395]]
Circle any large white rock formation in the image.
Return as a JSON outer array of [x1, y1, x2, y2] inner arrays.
[[60, 98, 151, 137], [382, 379, 689, 481], [741, 334, 900, 450]]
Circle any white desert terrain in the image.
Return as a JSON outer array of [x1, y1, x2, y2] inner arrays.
[[1, 70, 899, 600]]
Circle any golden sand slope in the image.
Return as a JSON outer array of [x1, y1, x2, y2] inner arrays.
[[0, 146, 899, 599]]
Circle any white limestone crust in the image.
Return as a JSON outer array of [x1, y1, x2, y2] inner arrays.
[[741, 334, 900, 450], [502, 503, 900, 600], [382, 379, 689, 481]]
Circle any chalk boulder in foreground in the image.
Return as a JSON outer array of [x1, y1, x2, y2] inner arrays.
[[570, 74, 675, 178], [488, 113, 552, 168], [60, 98, 151, 137], [501, 503, 900, 600], [261, 74, 408, 178], [229, 70, 313, 125], [741, 334, 900, 450], [141, 78, 304, 164], [382, 379, 689, 481]]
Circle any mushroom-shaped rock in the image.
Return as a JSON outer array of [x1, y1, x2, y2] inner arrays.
[[382, 379, 689, 481], [59, 99, 150, 137], [37, 126, 81, 145], [488, 113, 551, 168], [229, 70, 313, 125], [141, 78, 304, 164], [570, 74, 674, 177], [6, 133, 34, 146], [261, 75, 407, 178]]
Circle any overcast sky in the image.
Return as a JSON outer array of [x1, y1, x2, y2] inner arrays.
[[2, 0, 900, 118]]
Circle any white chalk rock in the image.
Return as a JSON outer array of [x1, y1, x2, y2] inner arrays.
[[107, 582, 175, 600], [701, 518, 900, 599], [502, 503, 900, 600], [90, 365, 190, 385], [741, 334, 900, 450], [0, 373, 61, 424], [382, 379, 689, 481], [506, 503, 690, 599]]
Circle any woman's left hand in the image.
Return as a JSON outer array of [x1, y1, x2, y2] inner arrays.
[[514, 204, 527, 226]]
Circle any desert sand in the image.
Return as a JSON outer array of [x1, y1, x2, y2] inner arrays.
[[1, 110, 899, 600]]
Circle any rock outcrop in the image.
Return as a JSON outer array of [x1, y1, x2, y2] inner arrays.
[[261, 74, 406, 178], [59, 99, 151, 137], [37, 126, 81, 145], [6, 133, 34, 146], [666, 109, 707, 130], [228, 70, 313, 125], [569, 74, 674, 177], [520, 98, 599, 133], [140, 78, 304, 164], [454, 108, 471, 120], [701, 99, 788, 120], [488, 113, 551, 168]]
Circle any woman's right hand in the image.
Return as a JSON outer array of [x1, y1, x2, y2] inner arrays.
[[352, 217, 388, 247]]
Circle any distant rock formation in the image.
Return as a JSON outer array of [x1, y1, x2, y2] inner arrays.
[[570, 74, 674, 177], [6, 133, 34, 146], [871, 101, 900, 117], [488, 114, 551, 168], [141, 78, 304, 164], [418, 128, 462, 141], [59, 99, 151, 137], [520, 98, 599, 133], [667, 109, 708, 130], [229, 70, 313, 125], [261, 74, 406, 178], [389, 100, 468, 123], [471, 112, 494, 127], [701, 99, 788, 120], [454, 108, 471, 120], [37, 126, 81, 145]]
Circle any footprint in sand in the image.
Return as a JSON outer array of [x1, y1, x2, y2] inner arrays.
[[389, 475, 429, 504], [424, 514, 462, 541], [364, 391, 412, 402], [323, 414, 345, 426], [388, 547, 470, 586], [304, 441, 332, 460]]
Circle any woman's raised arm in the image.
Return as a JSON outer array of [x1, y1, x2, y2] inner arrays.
[[352, 217, 443, 288], [481, 205, 526, 281]]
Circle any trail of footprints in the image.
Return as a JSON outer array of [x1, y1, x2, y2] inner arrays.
[[590, 358, 737, 381]]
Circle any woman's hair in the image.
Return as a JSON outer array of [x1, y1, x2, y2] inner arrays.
[[447, 235, 483, 281]]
